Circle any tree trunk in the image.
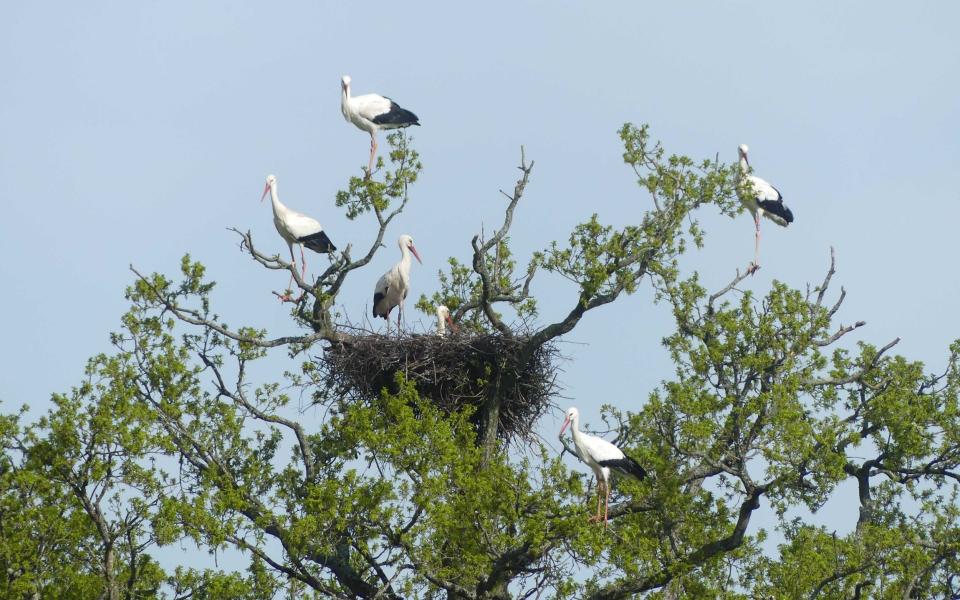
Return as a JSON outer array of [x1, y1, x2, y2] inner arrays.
[[104, 543, 119, 600], [479, 390, 502, 464], [478, 366, 510, 463]]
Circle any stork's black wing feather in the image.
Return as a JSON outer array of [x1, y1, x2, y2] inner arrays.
[[757, 199, 794, 224], [372, 101, 420, 127], [598, 456, 647, 481], [299, 230, 336, 253], [373, 292, 386, 318]]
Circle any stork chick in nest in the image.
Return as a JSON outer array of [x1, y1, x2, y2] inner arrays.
[[435, 305, 458, 335]]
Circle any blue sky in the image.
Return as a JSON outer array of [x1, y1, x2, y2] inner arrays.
[[2, 0, 959, 570]]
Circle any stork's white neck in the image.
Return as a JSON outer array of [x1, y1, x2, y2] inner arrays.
[[341, 84, 352, 120], [567, 412, 583, 441], [398, 243, 414, 278], [436, 314, 446, 335], [268, 182, 287, 216], [567, 412, 592, 462]]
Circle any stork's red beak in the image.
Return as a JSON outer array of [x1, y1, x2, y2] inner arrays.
[[559, 416, 571, 437], [409, 244, 422, 264], [445, 314, 459, 333], [261, 183, 270, 202]]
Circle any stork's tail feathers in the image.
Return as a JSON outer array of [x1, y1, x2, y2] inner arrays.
[[299, 230, 336, 253], [600, 456, 647, 481], [758, 200, 794, 226]]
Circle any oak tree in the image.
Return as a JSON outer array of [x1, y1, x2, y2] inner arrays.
[[2, 126, 958, 599]]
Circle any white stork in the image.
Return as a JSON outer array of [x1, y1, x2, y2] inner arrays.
[[435, 305, 458, 335], [341, 75, 420, 175], [559, 406, 647, 526], [737, 144, 794, 275], [372, 234, 422, 332], [261, 174, 336, 300]]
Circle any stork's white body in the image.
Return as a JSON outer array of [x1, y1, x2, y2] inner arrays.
[[738, 170, 788, 227], [373, 262, 411, 320], [571, 425, 620, 486], [373, 235, 421, 332], [341, 92, 394, 135], [341, 75, 420, 174], [560, 407, 646, 526], [268, 191, 325, 248]]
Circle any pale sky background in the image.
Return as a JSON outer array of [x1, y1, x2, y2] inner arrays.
[[2, 0, 958, 580]]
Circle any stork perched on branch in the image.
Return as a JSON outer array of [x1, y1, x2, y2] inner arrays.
[[261, 174, 335, 300], [373, 234, 422, 333], [341, 75, 420, 175], [737, 144, 794, 275], [560, 407, 646, 526]]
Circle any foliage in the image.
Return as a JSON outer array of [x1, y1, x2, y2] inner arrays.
[[1, 125, 959, 600]]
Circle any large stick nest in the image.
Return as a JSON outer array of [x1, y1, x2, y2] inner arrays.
[[317, 331, 560, 442]]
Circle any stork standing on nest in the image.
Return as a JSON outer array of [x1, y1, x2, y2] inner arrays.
[[261, 174, 336, 300], [435, 305, 457, 335], [737, 144, 794, 275], [559, 407, 646, 527], [373, 234, 422, 333], [341, 75, 420, 175]]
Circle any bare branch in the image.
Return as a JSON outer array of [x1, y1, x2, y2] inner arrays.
[[231, 228, 315, 296], [467, 147, 535, 335], [708, 268, 750, 308], [129, 265, 347, 347], [451, 261, 538, 325], [815, 246, 837, 308], [813, 321, 866, 347]]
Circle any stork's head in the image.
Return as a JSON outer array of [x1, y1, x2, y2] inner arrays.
[[341, 75, 351, 90], [436, 304, 451, 321], [738, 144, 750, 165], [435, 305, 457, 334], [399, 234, 422, 264], [261, 174, 277, 202], [559, 406, 579, 436]]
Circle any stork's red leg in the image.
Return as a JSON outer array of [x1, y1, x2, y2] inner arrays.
[[590, 480, 603, 523], [598, 481, 604, 522], [751, 212, 762, 275], [603, 481, 611, 528], [279, 245, 295, 301], [368, 134, 377, 175], [300, 244, 307, 280]]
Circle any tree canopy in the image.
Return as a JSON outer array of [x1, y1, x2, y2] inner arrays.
[[2, 126, 959, 599]]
